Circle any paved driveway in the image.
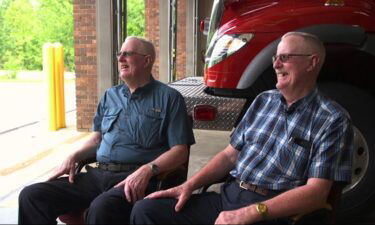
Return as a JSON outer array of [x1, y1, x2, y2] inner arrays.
[[0, 81, 75, 134]]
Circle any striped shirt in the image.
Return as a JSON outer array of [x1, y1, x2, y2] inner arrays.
[[230, 88, 353, 191]]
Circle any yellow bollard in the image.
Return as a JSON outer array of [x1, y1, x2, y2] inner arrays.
[[54, 43, 66, 129], [43, 43, 57, 131]]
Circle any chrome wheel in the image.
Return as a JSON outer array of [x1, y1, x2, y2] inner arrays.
[[343, 126, 369, 193]]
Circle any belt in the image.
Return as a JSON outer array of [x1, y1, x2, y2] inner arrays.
[[235, 179, 269, 196], [97, 162, 141, 172]]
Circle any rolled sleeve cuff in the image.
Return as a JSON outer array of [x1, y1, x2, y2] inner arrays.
[[308, 166, 352, 183]]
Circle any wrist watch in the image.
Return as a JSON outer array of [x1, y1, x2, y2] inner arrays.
[[255, 202, 268, 219], [148, 163, 159, 176]]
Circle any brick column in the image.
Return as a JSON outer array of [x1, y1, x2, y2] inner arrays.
[[176, 0, 186, 80], [145, 0, 187, 81], [145, 0, 160, 80], [73, 0, 97, 131]]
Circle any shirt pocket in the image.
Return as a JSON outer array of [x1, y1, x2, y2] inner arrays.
[[137, 110, 164, 148], [101, 108, 122, 134], [279, 138, 311, 179]]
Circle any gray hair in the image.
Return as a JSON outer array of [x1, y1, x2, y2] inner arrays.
[[125, 36, 156, 64], [282, 32, 326, 71]]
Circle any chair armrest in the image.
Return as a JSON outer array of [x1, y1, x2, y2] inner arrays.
[[290, 203, 333, 225], [199, 175, 232, 193], [156, 164, 188, 190], [75, 156, 97, 173], [156, 143, 191, 191]]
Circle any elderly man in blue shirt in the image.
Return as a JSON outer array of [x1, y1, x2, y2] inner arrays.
[[18, 36, 195, 224], [130, 32, 354, 225]]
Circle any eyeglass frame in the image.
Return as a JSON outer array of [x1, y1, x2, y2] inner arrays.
[[116, 51, 149, 58], [272, 54, 313, 63]]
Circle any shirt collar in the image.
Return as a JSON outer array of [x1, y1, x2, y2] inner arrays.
[[279, 87, 318, 114], [121, 76, 156, 98]]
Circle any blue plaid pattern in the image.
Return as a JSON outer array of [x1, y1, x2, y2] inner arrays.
[[230, 88, 353, 191]]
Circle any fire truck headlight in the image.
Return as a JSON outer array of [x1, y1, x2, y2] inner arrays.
[[206, 33, 254, 68]]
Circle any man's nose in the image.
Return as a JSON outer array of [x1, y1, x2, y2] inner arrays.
[[273, 59, 282, 69], [118, 56, 126, 62]]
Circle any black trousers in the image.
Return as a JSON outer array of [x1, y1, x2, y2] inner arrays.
[[18, 167, 157, 224], [131, 180, 289, 225]]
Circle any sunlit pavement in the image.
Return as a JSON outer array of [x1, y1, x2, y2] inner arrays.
[[0, 111, 90, 224], [0, 78, 80, 224], [0, 81, 76, 134]]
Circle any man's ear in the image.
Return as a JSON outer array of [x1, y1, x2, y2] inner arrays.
[[143, 55, 153, 68], [307, 55, 319, 72]]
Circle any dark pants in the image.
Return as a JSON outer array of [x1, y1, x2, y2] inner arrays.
[[131, 180, 288, 225], [18, 167, 157, 224]]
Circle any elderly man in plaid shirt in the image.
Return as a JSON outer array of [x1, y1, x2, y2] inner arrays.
[[130, 32, 354, 225]]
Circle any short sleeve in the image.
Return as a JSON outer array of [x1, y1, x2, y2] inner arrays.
[[92, 92, 106, 132], [166, 91, 195, 148], [308, 115, 354, 183]]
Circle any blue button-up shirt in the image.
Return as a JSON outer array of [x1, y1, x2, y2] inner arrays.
[[92, 79, 195, 164], [230, 88, 353, 191]]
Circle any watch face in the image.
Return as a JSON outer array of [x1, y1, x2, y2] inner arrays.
[[149, 163, 159, 175], [256, 203, 268, 218], [258, 204, 267, 213]]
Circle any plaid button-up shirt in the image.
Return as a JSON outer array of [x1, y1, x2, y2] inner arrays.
[[230, 88, 353, 191]]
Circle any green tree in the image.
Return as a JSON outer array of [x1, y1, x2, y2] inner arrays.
[[1, 0, 42, 71], [127, 0, 145, 36], [0, 0, 12, 68], [36, 0, 74, 71], [0, 0, 74, 72], [0, 0, 145, 73]]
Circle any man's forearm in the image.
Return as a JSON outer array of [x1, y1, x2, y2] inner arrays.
[[254, 178, 333, 222], [72, 132, 101, 162], [149, 144, 189, 175]]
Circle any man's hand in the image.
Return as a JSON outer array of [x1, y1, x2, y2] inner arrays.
[[146, 183, 194, 212], [215, 207, 259, 225], [114, 165, 153, 204], [47, 154, 77, 183]]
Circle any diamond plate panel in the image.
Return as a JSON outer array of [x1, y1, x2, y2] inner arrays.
[[169, 77, 246, 131]]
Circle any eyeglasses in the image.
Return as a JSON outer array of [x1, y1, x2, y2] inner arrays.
[[116, 51, 148, 58], [272, 54, 312, 63]]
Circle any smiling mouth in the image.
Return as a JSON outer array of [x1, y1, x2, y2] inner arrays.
[[120, 64, 129, 70], [277, 71, 288, 77]]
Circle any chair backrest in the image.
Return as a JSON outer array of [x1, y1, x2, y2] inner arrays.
[[325, 182, 344, 224]]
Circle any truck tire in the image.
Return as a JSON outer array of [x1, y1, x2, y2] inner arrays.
[[318, 82, 375, 220]]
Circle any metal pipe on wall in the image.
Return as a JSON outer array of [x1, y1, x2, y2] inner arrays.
[[168, 0, 177, 83], [112, 0, 127, 85]]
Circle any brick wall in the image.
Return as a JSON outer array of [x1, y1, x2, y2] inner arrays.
[[145, 0, 160, 80], [73, 0, 97, 131], [145, 0, 187, 81], [176, 0, 186, 80]]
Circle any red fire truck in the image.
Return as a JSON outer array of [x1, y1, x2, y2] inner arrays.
[[171, 0, 375, 219]]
